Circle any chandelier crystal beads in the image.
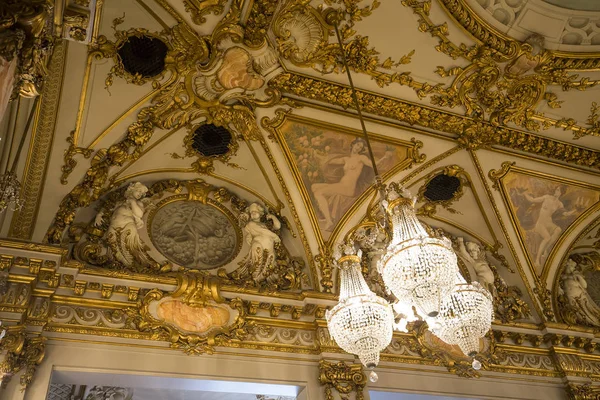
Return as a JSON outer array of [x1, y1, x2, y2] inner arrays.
[[430, 276, 494, 357], [326, 244, 394, 369], [0, 171, 24, 213], [324, 6, 492, 373], [378, 186, 459, 317]]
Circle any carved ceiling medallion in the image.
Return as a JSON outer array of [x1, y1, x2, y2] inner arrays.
[[147, 195, 242, 270]]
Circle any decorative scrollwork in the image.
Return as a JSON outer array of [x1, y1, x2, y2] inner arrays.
[[318, 360, 366, 400], [184, 0, 227, 25], [47, 6, 287, 244], [0, 328, 45, 389], [401, 0, 600, 139], [124, 273, 254, 355]]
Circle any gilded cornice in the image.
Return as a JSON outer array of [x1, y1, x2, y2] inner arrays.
[[270, 72, 600, 170], [6, 249, 600, 389]]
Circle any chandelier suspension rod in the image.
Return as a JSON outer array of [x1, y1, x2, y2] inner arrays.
[[332, 20, 382, 182]]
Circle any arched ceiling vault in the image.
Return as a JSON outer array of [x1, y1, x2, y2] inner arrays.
[[18, 0, 600, 321], [5, 0, 600, 384]]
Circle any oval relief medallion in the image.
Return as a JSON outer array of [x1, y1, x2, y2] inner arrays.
[[149, 196, 241, 269]]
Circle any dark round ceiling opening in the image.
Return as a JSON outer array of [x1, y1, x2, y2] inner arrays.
[[118, 35, 168, 78], [191, 124, 233, 157], [423, 174, 461, 202]]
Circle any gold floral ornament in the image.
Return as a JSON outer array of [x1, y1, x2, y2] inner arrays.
[[184, 0, 228, 25], [47, 1, 288, 245], [401, 0, 600, 139], [269, 73, 600, 169], [318, 360, 366, 400], [413, 321, 500, 378], [125, 273, 254, 355], [0, 327, 45, 390], [272, 0, 414, 88], [0, 0, 53, 98]]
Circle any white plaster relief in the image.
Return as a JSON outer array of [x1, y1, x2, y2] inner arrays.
[[468, 0, 600, 51]]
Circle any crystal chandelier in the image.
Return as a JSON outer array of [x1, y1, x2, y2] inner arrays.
[[324, 7, 493, 376], [326, 242, 393, 377], [0, 171, 24, 213], [378, 186, 458, 317], [0, 97, 38, 214], [430, 274, 494, 360]]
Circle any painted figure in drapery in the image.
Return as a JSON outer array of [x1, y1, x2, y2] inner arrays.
[[504, 172, 598, 274], [281, 120, 405, 239], [311, 138, 394, 231]]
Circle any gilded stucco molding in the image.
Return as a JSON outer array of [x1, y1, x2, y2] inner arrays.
[[416, 165, 469, 217], [0, 328, 45, 390], [269, 73, 600, 170], [271, 0, 415, 87], [46, 2, 288, 245], [123, 274, 256, 355], [0, 0, 53, 98], [318, 360, 366, 400], [9, 40, 67, 240], [400, 0, 600, 139], [3, 237, 600, 381], [184, 0, 227, 25], [567, 383, 600, 400]]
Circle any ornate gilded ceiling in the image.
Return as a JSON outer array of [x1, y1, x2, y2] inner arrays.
[[4, 0, 600, 396]]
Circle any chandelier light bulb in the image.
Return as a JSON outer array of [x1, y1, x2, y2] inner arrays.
[[472, 358, 482, 371], [369, 370, 379, 383], [326, 245, 393, 369], [378, 188, 458, 317]]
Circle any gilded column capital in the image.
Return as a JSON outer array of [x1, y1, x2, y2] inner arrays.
[[318, 360, 366, 400], [0, 329, 46, 390], [566, 383, 600, 400]]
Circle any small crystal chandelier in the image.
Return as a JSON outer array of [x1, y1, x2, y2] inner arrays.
[[430, 274, 494, 368], [324, 6, 493, 376], [378, 185, 458, 317], [0, 97, 38, 214], [0, 172, 24, 213], [326, 242, 393, 382]]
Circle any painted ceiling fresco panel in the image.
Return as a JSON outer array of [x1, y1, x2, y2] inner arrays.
[[501, 170, 600, 276], [276, 116, 414, 242]]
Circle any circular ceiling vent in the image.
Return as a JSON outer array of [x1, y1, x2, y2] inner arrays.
[[191, 124, 233, 156], [118, 35, 168, 78], [423, 174, 461, 202]]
